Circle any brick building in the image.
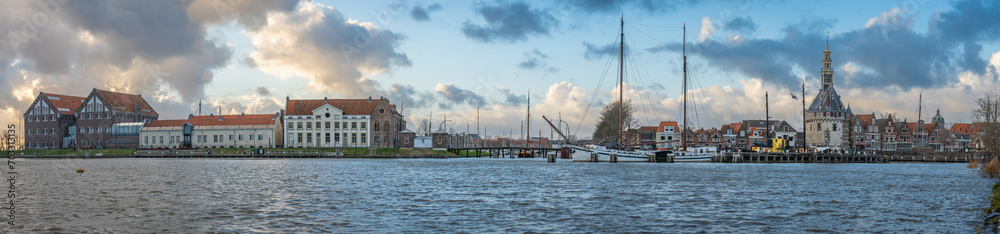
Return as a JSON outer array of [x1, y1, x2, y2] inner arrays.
[[75, 89, 159, 149], [23, 92, 86, 149]]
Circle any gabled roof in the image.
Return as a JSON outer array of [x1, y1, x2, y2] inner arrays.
[[807, 86, 849, 113], [905, 122, 920, 132], [189, 114, 277, 120], [856, 114, 875, 127], [657, 121, 679, 132], [286, 98, 382, 116], [952, 123, 972, 134], [730, 123, 742, 132], [640, 126, 658, 132], [91, 89, 157, 116], [40, 92, 86, 115]]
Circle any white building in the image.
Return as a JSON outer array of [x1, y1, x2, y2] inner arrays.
[[139, 113, 282, 149], [655, 121, 680, 149], [283, 97, 404, 148]]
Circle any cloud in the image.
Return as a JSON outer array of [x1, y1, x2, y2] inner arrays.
[[388, 83, 434, 109], [699, 17, 716, 42], [461, 1, 558, 43], [517, 49, 559, 72], [255, 86, 271, 96], [247, 1, 411, 97], [186, 0, 300, 30], [435, 83, 487, 108], [723, 16, 757, 34], [410, 3, 442, 21], [686, 2, 1000, 92], [583, 42, 617, 60], [0, 0, 245, 122]]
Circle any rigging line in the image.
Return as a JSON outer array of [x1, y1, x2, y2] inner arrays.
[[623, 32, 655, 126], [689, 63, 723, 128], [576, 27, 623, 136], [625, 31, 664, 123], [627, 24, 682, 56]]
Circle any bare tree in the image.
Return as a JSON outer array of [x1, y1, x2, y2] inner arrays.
[[973, 93, 1000, 159], [593, 100, 638, 145], [417, 118, 431, 136]]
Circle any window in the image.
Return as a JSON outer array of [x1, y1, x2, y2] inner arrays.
[[361, 133, 366, 143], [335, 122, 340, 129], [833, 124, 837, 131], [325, 122, 331, 129], [384, 121, 390, 132], [159, 136, 164, 144], [817, 123, 822, 131], [297, 133, 302, 143], [660, 136, 665, 140], [258, 134, 263, 140], [239, 135, 243, 141], [307, 122, 312, 129], [214, 135, 218, 143], [352, 133, 357, 143], [374, 122, 379, 131], [144, 136, 149, 144], [352, 122, 357, 129], [325, 133, 331, 143], [335, 133, 340, 142], [228, 135, 233, 141], [307, 133, 313, 143], [297, 122, 302, 129], [374, 136, 380, 143], [404, 137, 409, 144], [361, 122, 366, 129]]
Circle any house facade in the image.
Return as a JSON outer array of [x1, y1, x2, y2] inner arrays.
[[140, 113, 282, 149], [23, 92, 85, 149], [283, 97, 405, 148], [74, 89, 159, 149]]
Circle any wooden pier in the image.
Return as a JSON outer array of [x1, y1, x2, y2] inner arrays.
[[447, 147, 563, 158], [713, 152, 987, 163]]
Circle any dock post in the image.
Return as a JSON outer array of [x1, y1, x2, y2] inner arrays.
[[610, 153, 618, 163], [647, 154, 654, 163], [548, 152, 556, 163], [590, 152, 598, 162]]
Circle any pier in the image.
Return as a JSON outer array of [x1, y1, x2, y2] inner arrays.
[[447, 147, 563, 158]]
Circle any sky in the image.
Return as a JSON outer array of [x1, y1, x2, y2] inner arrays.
[[2, 0, 1000, 140]]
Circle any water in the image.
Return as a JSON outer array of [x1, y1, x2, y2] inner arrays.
[[9, 158, 992, 232]]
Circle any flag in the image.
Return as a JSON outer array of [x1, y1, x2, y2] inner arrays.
[[790, 93, 798, 100]]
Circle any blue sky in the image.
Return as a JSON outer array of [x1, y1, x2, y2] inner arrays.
[[2, 0, 1000, 139]]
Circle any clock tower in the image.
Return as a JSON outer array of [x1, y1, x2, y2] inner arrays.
[[821, 39, 834, 89]]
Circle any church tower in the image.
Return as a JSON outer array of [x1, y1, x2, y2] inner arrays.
[[821, 40, 834, 89], [805, 38, 851, 150]]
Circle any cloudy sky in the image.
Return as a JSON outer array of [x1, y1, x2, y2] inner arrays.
[[2, 0, 1000, 139]]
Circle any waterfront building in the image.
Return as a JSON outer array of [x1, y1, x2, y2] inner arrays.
[[805, 41, 852, 150], [639, 126, 657, 148], [721, 123, 741, 151], [74, 88, 159, 149], [22, 92, 85, 149], [950, 123, 973, 151], [139, 113, 282, 149], [655, 121, 679, 149], [283, 96, 405, 148]]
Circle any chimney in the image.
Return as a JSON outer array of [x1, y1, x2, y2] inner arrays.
[[210, 113, 214, 118], [188, 114, 194, 119], [240, 112, 244, 117], [368, 96, 372, 102], [324, 97, 328, 103]]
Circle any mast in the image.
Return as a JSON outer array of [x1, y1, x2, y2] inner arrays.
[[618, 15, 625, 149], [766, 92, 770, 146], [682, 23, 688, 151], [918, 92, 922, 122], [527, 89, 530, 147], [802, 83, 806, 150]]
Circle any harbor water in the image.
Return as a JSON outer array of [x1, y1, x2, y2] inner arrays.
[[9, 158, 992, 232]]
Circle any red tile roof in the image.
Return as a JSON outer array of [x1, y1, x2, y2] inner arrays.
[[657, 121, 678, 132], [92, 89, 157, 116], [189, 114, 276, 120], [40, 92, 86, 115], [286, 99, 381, 115], [857, 114, 874, 127], [146, 115, 277, 128], [952, 123, 971, 134], [640, 126, 658, 131]]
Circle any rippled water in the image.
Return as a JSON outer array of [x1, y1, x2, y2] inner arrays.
[[9, 158, 992, 232]]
